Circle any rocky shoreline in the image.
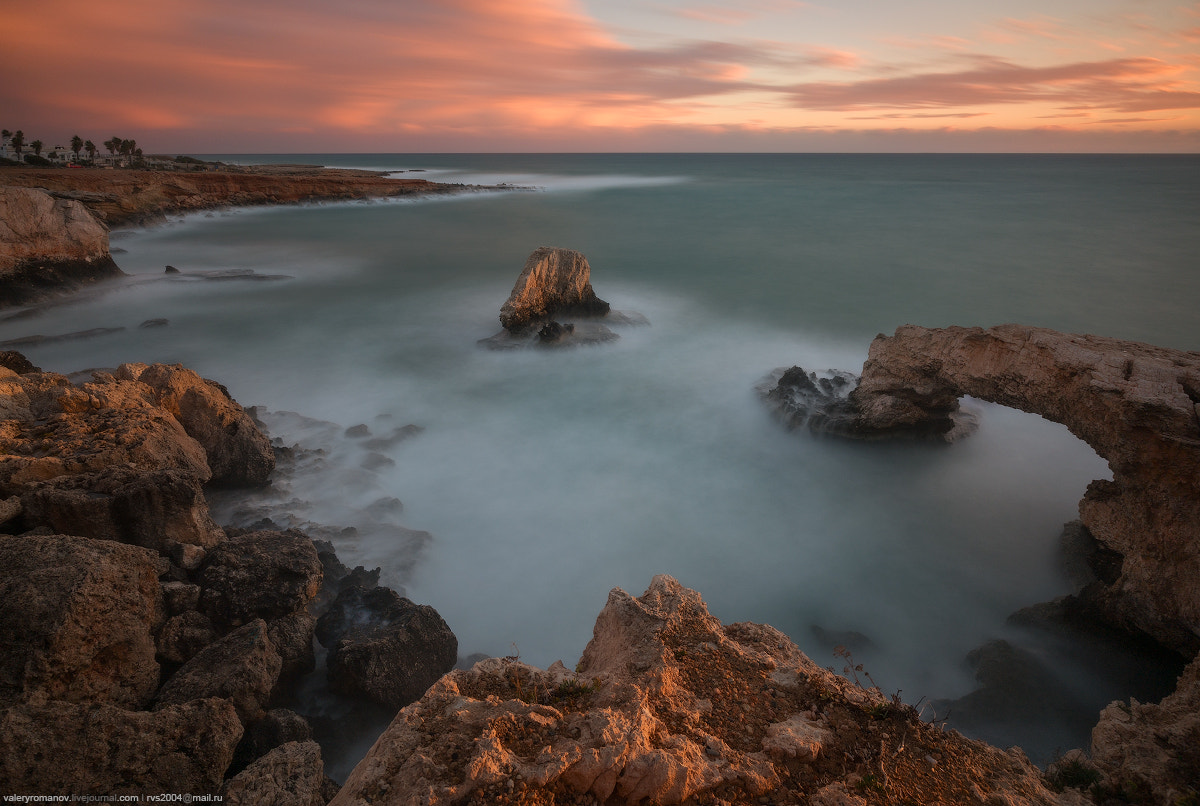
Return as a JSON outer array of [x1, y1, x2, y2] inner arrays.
[[0, 165, 500, 307]]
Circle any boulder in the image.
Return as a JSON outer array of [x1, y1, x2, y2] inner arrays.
[[0, 534, 164, 708], [0, 187, 124, 307], [764, 324, 1200, 655], [316, 585, 457, 710], [156, 610, 220, 665], [1089, 653, 1200, 804], [21, 466, 225, 551], [0, 698, 242, 795], [331, 576, 1060, 806], [155, 619, 282, 723], [498, 246, 610, 333], [267, 610, 318, 692], [199, 530, 323, 627], [231, 708, 314, 773], [120, 362, 275, 487], [221, 740, 328, 806]]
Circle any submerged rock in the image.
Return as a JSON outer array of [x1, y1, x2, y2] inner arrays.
[[331, 575, 1060, 806]]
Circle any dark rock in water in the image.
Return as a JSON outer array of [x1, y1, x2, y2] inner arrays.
[[199, 530, 323, 627], [316, 585, 457, 710], [363, 423, 424, 451], [499, 246, 610, 333], [155, 618, 282, 723], [758, 366, 862, 436], [0, 350, 38, 374], [0, 699, 241, 794], [139, 317, 169, 328], [0, 326, 125, 348], [538, 320, 574, 343], [479, 319, 620, 351], [809, 624, 875, 654], [360, 451, 395, 470], [165, 265, 180, 274], [345, 423, 371, 438]]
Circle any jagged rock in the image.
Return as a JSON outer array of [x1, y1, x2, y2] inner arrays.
[[221, 740, 328, 806], [0, 534, 164, 708], [316, 585, 457, 710], [759, 366, 866, 436], [156, 610, 220, 665], [162, 580, 202, 615], [769, 324, 1200, 656], [267, 610, 318, 692], [199, 530, 323, 627], [1089, 653, 1200, 804], [21, 466, 225, 551], [0, 187, 124, 307], [155, 619, 282, 723], [0, 698, 242, 795], [498, 246, 610, 333], [121, 362, 275, 487], [232, 708, 314, 773], [0, 350, 39, 374], [331, 576, 1060, 806]]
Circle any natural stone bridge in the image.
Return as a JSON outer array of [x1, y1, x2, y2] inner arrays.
[[766, 324, 1200, 655]]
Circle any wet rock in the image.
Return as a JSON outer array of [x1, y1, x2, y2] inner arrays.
[[0, 698, 241, 795], [221, 740, 327, 806], [0, 534, 164, 708], [316, 585, 457, 710], [199, 530, 323, 627], [123, 362, 275, 487], [498, 246, 610, 333], [344, 424, 370, 438], [155, 618, 282, 723], [165, 265, 180, 274]]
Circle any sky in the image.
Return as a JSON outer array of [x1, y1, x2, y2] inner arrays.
[[3, 0, 1199, 152]]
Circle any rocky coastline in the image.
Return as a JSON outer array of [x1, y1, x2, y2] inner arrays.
[[0, 165, 494, 307]]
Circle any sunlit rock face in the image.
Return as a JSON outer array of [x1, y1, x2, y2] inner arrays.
[[331, 575, 1059, 806], [498, 246, 611, 333], [764, 324, 1200, 656], [0, 187, 123, 306]]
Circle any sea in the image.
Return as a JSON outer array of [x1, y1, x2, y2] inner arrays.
[[4, 153, 1198, 769]]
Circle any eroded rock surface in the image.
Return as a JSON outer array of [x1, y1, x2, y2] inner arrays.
[[332, 575, 1060, 806], [0, 186, 123, 306], [498, 246, 610, 333], [764, 324, 1200, 656]]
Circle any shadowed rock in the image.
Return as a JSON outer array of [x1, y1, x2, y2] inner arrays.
[[221, 740, 328, 806], [199, 530, 323, 627]]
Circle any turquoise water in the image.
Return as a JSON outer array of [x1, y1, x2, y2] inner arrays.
[[4, 154, 1197, 763]]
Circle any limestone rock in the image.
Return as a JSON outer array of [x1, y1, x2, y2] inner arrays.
[[331, 576, 1060, 806], [199, 530, 323, 627], [268, 609, 318, 692], [1089, 653, 1200, 804], [498, 246, 610, 333], [21, 466, 225, 551], [316, 585, 457, 710], [221, 740, 328, 806], [768, 324, 1200, 655], [0, 534, 163, 708], [155, 619, 282, 723], [122, 362, 275, 487], [0, 698, 242, 795], [0, 187, 124, 307], [156, 610, 220, 665]]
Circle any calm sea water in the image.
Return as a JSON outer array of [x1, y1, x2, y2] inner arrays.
[[5, 154, 1198, 764]]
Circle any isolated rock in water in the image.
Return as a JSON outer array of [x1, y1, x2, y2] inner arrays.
[[199, 530, 323, 627], [1090, 653, 1200, 803], [0, 187, 124, 307], [221, 740, 328, 806], [0, 698, 242, 795], [759, 366, 864, 436], [155, 618, 282, 724], [332, 575, 1060, 806], [122, 362, 275, 487], [0, 534, 164, 709], [498, 246, 610, 333], [316, 585, 457, 710]]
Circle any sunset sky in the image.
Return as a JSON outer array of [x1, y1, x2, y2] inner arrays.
[[4, 0, 1199, 152]]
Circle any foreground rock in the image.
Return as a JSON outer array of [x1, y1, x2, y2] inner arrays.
[[762, 324, 1200, 657], [333, 575, 1060, 806], [0, 186, 124, 306]]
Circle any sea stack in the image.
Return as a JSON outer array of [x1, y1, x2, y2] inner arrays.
[[498, 246, 610, 333]]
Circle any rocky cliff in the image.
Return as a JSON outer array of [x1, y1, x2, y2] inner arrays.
[[0, 186, 124, 306], [764, 324, 1200, 658]]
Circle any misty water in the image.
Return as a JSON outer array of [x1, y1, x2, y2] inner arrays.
[[4, 154, 1198, 767]]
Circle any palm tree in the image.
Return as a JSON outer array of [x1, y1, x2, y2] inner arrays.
[[104, 137, 120, 156], [30, 139, 43, 157], [11, 130, 24, 158], [84, 140, 97, 162], [71, 135, 83, 161]]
